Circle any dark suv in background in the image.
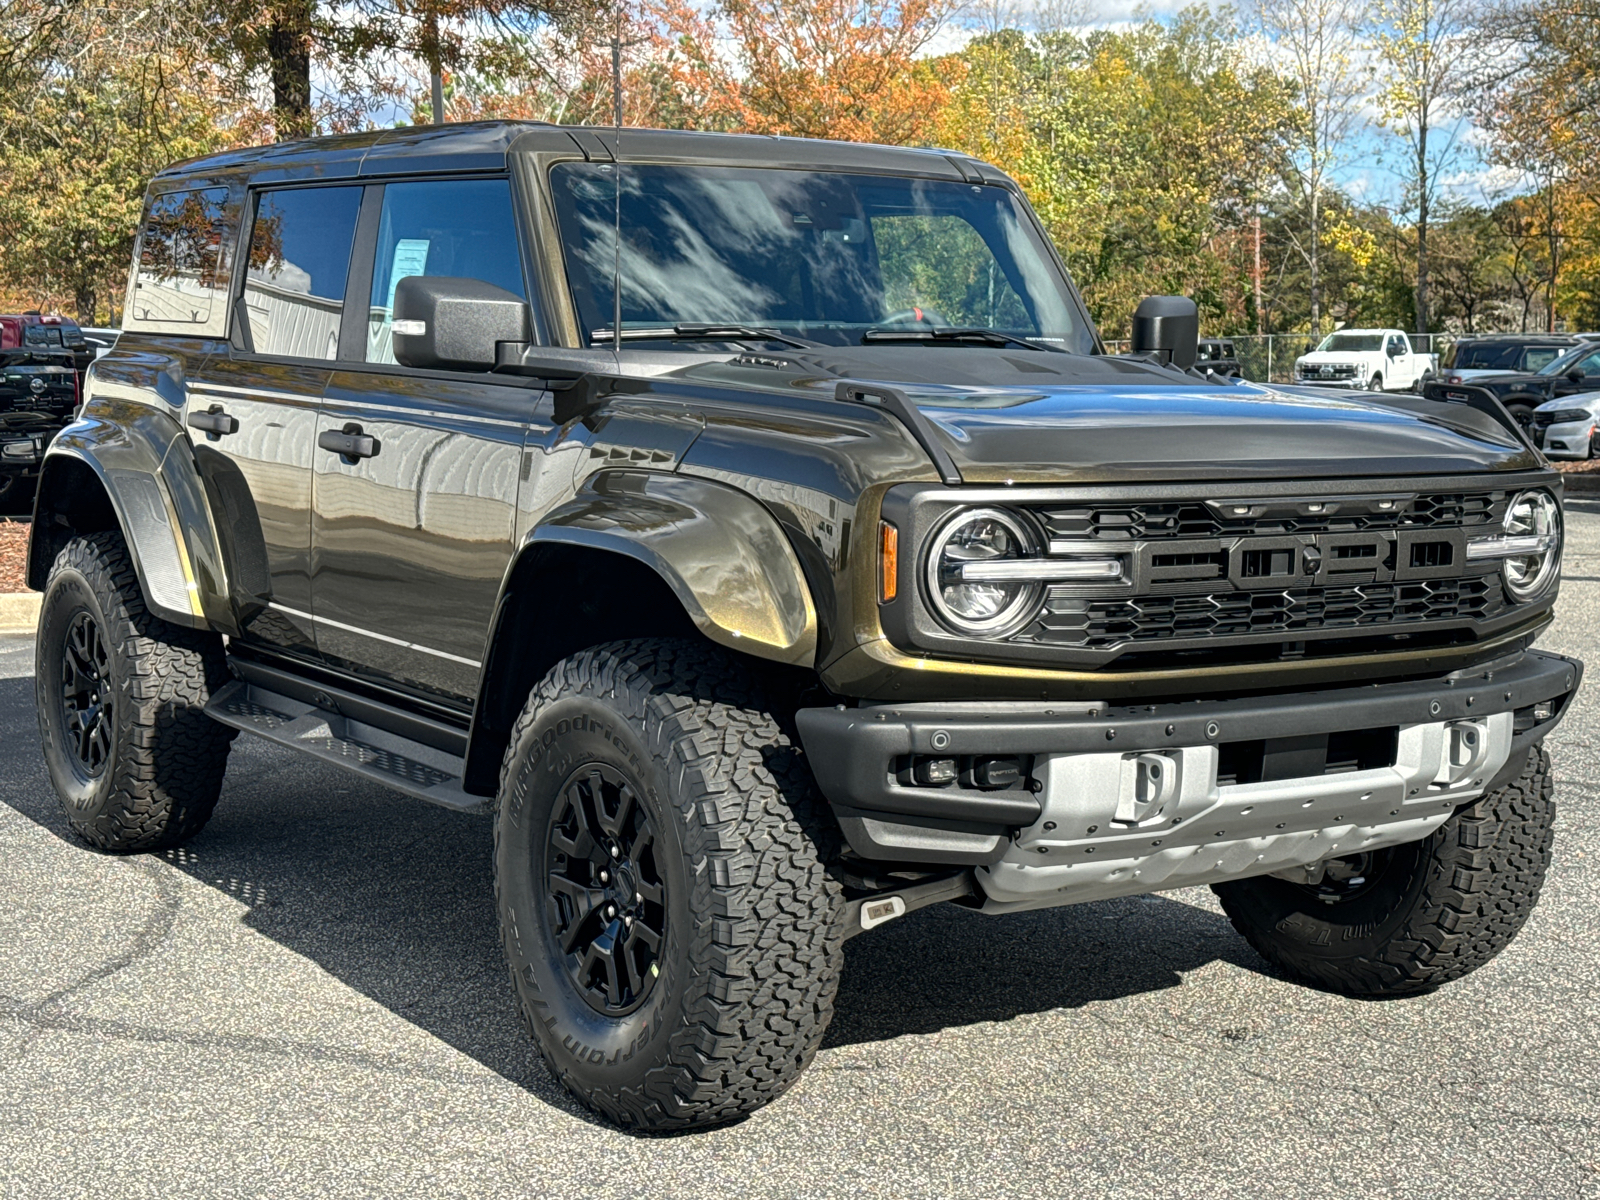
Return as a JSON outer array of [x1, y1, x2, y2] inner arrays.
[[27, 122, 1581, 1132], [1440, 333, 1594, 386], [0, 313, 81, 511]]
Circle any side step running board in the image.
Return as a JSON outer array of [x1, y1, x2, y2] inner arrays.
[[206, 679, 490, 814]]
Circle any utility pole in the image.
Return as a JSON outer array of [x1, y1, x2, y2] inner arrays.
[[428, 5, 444, 124], [1253, 210, 1263, 336]]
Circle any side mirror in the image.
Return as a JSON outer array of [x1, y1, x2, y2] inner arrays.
[[1130, 296, 1198, 369], [1569, 369, 1585, 384], [393, 276, 530, 372]]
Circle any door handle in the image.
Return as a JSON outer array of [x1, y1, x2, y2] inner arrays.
[[318, 423, 380, 463], [188, 405, 238, 439]]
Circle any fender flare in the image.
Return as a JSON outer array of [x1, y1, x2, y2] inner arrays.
[[29, 413, 220, 630], [528, 470, 817, 666]]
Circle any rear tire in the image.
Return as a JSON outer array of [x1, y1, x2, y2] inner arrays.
[[1213, 746, 1554, 996], [36, 531, 235, 851], [494, 638, 845, 1131]]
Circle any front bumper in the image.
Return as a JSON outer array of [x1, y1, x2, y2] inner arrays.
[[1534, 419, 1595, 458], [1294, 375, 1363, 389], [797, 650, 1581, 902]]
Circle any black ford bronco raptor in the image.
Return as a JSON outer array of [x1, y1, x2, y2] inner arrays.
[[31, 122, 1580, 1131]]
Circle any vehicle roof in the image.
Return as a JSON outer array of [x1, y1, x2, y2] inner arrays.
[[1455, 332, 1577, 343], [154, 120, 1009, 187]]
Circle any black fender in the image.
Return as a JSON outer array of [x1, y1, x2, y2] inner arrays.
[[29, 361, 235, 633], [528, 470, 817, 665]]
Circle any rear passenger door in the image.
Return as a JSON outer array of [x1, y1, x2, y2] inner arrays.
[[190, 183, 365, 657], [309, 177, 543, 703]]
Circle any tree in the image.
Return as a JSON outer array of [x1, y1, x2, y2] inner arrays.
[[654, 0, 956, 144], [1253, 0, 1367, 336], [1370, 0, 1477, 336], [0, 53, 234, 321]]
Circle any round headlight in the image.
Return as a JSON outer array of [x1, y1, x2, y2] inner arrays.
[[924, 507, 1042, 636], [1502, 490, 1561, 600]]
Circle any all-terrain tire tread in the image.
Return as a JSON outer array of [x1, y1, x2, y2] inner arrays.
[[39, 531, 234, 852], [493, 638, 844, 1131], [1215, 745, 1555, 996]]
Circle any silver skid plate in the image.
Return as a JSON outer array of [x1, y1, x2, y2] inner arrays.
[[978, 712, 1512, 912]]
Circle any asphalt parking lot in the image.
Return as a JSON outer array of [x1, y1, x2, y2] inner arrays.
[[3, 511, 1599, 1200]]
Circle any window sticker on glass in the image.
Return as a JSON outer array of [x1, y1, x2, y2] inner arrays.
[[386, 240, 431, 311]]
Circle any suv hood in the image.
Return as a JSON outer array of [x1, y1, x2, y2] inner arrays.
[[907, 381, 1532, 481], [682, 345, 1533, 482]]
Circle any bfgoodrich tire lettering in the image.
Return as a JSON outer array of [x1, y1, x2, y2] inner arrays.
[[36, 531, 235, 851], [1213, 745, 1555, 996], [494, 639, 845, 1130]]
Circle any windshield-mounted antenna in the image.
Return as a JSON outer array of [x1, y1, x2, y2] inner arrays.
[[610, 3, 623, 356]]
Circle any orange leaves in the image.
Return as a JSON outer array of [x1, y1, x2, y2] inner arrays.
[[648, 0, 956, 144]]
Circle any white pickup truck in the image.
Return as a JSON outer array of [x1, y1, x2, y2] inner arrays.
[[1293, 329, 1438, 392]]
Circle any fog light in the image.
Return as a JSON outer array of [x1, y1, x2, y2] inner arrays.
[[0, 441, 35, 460], [914, 757, 957, 786]]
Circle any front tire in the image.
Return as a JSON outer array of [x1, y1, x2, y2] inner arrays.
[[1368, 372, 1384, 392], [36, 531, 235, 851], [1214, 746, 1555, 996], [494, 639, 845, 1131]]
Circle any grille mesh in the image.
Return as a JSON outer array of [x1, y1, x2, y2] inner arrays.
[[1027, 578, 1498, 648], [1036, 492, 1500, 542]]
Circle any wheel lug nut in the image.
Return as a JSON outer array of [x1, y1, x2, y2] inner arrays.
[[609, 845, 619, 858], [606, 904, 616, 918], [599, 870, 609, 883], [635, 892, 642, 904]]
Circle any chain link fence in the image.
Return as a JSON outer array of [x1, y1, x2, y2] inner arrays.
[[1103, 333, 1458, 384]]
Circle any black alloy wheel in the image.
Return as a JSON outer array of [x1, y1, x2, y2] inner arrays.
[[59, 610, 113, 777], [544, 762, 666, 1016]]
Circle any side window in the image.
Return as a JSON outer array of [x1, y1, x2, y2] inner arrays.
[[1578, 351, 1600, 377], [130, 187, 230, 331], [871, 214, 1032, 332], [1388, 335, 1407, 356], [1524, 348, 1560, 372], [244, 186, 364, 360], [366, 179, 526, 365]]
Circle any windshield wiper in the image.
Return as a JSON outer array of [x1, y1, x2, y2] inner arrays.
[[862, 326, 1055, 351], [589, 323, 817, 349]]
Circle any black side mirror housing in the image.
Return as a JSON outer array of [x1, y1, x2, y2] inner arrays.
[[1130, 296, 1198, 370], [393, 276, 531, 372], [1569, 369, 1585, 384]]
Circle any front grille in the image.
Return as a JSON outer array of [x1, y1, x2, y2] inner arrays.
[[1036, 492, 1500, 542], [1028, 577, 1500, 649], [993, 487, 1515, 655]]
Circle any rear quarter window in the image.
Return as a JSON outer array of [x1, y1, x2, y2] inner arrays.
[[125, 186, 235, 337]]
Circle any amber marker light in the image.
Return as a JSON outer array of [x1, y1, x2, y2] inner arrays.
[[880, 521, 899, 602]]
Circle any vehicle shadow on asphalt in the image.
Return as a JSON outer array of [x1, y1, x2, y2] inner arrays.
[[0, 676, 1272, 1116]]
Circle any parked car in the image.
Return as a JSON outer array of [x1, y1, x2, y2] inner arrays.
[[1424, 341, 1600, 429], [0, 343, 78, 510], [1194, 337, 1242, 378], [1439, 334, 1588, 385], [0, 312, 93, 380], [78, 327, 121, 360], [29, 122, 1580, 1133], [1293, 328, 1438, 392]]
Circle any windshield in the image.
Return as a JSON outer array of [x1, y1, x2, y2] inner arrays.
[[1453, 342, 1523, 369], [1540, 344, 1600, 376], [1317, 332, 1383, 352], [549, 163, 1087, 351]]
